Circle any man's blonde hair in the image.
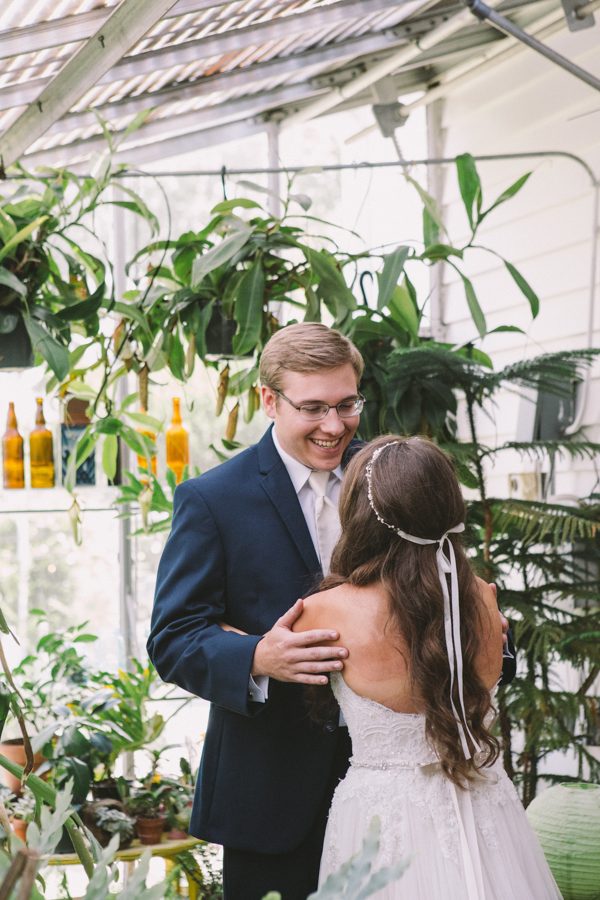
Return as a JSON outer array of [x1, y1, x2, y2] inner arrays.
[[259, 323, 364, 391]]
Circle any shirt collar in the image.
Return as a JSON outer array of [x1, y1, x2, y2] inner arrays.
[[272, 427, 342, 495]]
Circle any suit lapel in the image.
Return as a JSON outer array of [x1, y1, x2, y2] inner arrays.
[[257, 428, 320, 573]]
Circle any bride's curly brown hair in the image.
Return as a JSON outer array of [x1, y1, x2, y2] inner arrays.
[[315, 434, 499, 786]]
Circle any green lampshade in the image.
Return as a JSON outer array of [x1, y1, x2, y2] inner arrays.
[[526, 782, 600, 900]]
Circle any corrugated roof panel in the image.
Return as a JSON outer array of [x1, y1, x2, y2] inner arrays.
[[1, 0, 555, 166]]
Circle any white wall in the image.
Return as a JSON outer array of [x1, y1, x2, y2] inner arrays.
[[434, 20, 600, 502]]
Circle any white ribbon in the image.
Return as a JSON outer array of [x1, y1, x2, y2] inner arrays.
[[365, 441, 480, 760], [394, 523, 480, 759]]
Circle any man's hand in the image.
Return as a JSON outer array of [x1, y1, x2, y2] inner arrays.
[[490, 583, 509, 647], [252, 599, 348, 685]]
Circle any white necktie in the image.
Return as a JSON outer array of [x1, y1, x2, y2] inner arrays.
[[308, 470, 341, 575]]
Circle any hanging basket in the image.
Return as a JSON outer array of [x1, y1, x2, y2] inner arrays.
[[526, 781, 600, 899], [0, 312, 34, 370]]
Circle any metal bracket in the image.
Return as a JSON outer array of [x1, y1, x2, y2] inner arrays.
[[463, 0, 600, 92], [372, 102, 410, 137], [561, 0, 596, 31]]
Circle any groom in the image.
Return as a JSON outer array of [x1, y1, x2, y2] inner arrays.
[[148, 323, 365, 899]]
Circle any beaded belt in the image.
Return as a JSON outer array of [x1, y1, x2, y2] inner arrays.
[[350, 757, 434, 770]]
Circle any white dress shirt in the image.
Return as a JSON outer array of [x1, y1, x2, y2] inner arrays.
[[248, 427, 342, 703]]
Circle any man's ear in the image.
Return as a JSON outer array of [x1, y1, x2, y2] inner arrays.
[[261, 385, 277, 420]]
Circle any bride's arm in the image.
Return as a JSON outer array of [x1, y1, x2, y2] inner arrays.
[[474, 578, 504, 688]]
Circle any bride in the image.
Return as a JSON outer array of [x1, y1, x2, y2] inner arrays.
[[294, 435, 561, 899]]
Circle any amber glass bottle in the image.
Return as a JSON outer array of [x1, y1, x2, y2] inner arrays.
[[30, 397, 55, 488], [136, 408, 157, 476], [2, 402, 25, 489], [166, 397, 189, 484]]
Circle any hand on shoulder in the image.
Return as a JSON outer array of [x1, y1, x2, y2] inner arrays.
[[252, 596, 348, 685]]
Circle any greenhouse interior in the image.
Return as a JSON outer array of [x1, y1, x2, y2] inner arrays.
[[0, 0, 599, 897]]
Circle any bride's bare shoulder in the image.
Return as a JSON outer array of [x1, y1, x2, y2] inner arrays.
[[293, 583, 388, 635], [292, 585, 351, 632]]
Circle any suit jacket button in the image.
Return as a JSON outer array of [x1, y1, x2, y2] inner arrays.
[[324, 721, 336, 733]]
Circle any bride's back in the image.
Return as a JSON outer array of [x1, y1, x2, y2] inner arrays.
[[294, 576, 502, 714]]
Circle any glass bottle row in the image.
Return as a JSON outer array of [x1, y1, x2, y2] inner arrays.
[[2, 397, 190, 490]]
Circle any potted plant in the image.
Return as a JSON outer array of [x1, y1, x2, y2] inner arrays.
[[125, 786, 168, 845], [7, 788, 36, 842], [81, 798, 135, 849], [0, 162, 157, 378]]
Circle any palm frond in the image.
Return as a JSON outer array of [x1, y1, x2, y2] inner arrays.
[[491, 498, 600, 545], [483, 440, 600, 461], [484, 348, 599, 394]]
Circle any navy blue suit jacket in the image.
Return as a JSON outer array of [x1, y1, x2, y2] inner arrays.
[[147, 427, 344, 853]]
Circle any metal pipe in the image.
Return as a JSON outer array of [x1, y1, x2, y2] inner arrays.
[[563, 179, 599, 435], [464, 0, 600, 91], [86, 151, 597, 187], [577, 0, 600, 16], [283, 1, 470, 128]]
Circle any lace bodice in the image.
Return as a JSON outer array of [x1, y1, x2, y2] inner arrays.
[[331, 672, 439, 769]]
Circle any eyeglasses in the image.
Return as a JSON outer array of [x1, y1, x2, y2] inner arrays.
[[274, 389, 365, 421]]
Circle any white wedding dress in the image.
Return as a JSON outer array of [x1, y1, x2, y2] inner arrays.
[[319, 673, 562, 899]]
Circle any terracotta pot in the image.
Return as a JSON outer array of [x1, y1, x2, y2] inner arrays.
[[10, 817, 28, 842], [135, 816, 165, 845], [0, 739, 45, 796]]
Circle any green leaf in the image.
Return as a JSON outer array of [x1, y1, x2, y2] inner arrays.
[[95, 416, 122, 435], [376, 247, 410, 311], [232, 258, 265, 355], [110, 301, 152, 336], [211, 198, 262, 214], [455, 153, 482, 231], [404, 174, 448, 240], [56, 283, 105, 321], [64, 427, 97, 492], [422, 205, 439, 247], [191, 223, 252, 288], [166, 331, 186, 381], [455, 269, 487, 338], [0, 215, 49, 262], [304, 247, 355, 321], [102, 433, 118, 481], [388, 281, 419, 338], [482, 172, 531, 221], [125, 411, 162, 430], [504, 260, 540, 318], [23, 316, 69, 379], [0, 267, 26, 296], [64, 380, 97, 401], [421, 244, 463, 261], [0, 208, 17, 244], [195, 299, 216, 360], [487, 325, 526, 335]]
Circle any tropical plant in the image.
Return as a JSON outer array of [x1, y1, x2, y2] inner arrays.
[[0, 162, 157, 380], [379, 338, 600, 803]]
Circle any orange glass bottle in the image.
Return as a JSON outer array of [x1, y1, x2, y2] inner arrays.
[[2, 402, 25, 489], [166, 398, 189, 484], [30, 397, 55, 488], [136, 408, 157, 476]]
